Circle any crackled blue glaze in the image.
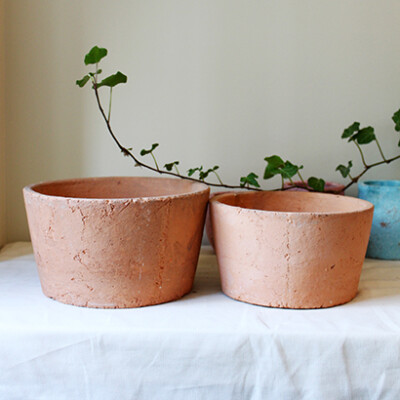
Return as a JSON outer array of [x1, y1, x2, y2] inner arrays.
[[358, 180, 400, 260]]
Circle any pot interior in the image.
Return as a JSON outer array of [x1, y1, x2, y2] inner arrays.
[[28, 177, 207, 199], [213, 191, 372, 214]]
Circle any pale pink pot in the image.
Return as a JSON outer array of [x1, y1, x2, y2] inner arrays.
[[23, 177, 209, 308], [284, 181, 345, 195], [210, 191, 374, 309]]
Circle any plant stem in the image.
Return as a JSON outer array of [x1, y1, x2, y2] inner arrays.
[[92, 84, 262, 191], [150, 152, 159, 170], [375, 137, 386, 161], [355, 141, 368, 167], [342, 153, 400, 191], [213, 170, 224, 185], [297, 171, 306, 185], [91, 84, 400, 195], [174, 165, 180, 175], [108, 87, 112, 122]]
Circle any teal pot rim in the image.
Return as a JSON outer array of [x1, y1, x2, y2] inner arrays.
[[358, 180, 400, 188]]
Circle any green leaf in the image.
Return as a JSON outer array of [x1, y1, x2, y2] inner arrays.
[[307, 177, 325, 192], [199, 170, 210, 180], [342, 122, 360, 139], [263, 155, 285, 179], [240, 172, 260, 188], [188, 167, 201, 177], [140, 143, 159, 156], [84, 46, 108, 65], [280, 161, 303, 179], [164, 161, 179, 171], [336, 160, 353, 178], [264, 155, 285, 168], [186, 165, 219, 180], [392, 109, 400, 132], [354, 126, 375, 145], [97, 71, 128, 88], [76, 75, 90, 87], [88, 69, 102, 77]]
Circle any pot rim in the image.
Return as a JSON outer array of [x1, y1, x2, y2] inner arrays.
[[210, 190, 374, 216], [23, 176, 210, 203], [359, 180, 400, 187]]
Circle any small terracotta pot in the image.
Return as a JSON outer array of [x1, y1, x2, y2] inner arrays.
[[23, 177, 209, 308], [284, 181, 345, 195], [210, 191, 373, 309], [206, 183, 344, 249]]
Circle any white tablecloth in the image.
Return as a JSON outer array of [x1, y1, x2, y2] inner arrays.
[[1, 242, 400, 400]]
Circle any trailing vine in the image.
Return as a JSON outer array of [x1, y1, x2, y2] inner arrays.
[[77, 46, 400, 193]]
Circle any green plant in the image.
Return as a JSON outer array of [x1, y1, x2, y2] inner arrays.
[[77, 46, 400, 193], [335, 119, 400, 191]]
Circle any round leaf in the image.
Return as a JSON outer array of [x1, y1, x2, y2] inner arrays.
[[97, 71, 128, 88], [341, 122, 360, 139], [76, 75, 90, 88], [84, 46, 108, 65], [308, 177, 325, 192], [392, 109, 400, 132], [354, 127, 375, 145]]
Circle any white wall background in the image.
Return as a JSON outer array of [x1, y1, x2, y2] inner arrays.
[[4, 0, 400, 242]]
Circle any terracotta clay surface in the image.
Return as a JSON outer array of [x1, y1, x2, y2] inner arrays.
[[24, 177, 209, 308], [205, 191, 236, 250], [210, 191, 374, 309]]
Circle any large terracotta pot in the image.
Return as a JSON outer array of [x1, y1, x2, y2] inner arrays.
[[210, 191, 373, 309], [23, 177, 209, 308]]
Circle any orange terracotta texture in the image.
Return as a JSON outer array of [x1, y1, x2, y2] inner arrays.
[[23, 177, 209, 308], [210, 191, 374, 309]]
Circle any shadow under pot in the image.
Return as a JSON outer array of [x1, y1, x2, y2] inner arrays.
[[358, 180, 400, 260], [23, 177, 209, 308], [210, 191, 373, 309]]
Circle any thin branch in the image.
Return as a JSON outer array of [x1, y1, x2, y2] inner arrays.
[[342, 153, 400, 191], [92, 83, 400, 195], [92, 84, 262, 191]]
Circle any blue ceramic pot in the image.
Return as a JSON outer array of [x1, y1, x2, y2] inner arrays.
[[358, 180, 400, 260]]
